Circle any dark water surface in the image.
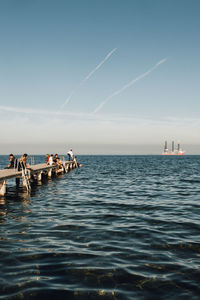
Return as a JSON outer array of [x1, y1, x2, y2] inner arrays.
[[0, 155, 200, 299]]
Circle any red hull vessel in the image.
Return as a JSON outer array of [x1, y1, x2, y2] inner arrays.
[[162, 141, 185, 155]]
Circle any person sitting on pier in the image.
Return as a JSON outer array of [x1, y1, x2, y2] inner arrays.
[[18, 153, 30, 170], [67, 149, 74, 161], [5, 154, 18, 169], [53, 154, 59, 164], [56, 157, 64, 169]]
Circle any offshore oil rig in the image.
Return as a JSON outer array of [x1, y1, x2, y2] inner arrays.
[[162, 141, 185, 155]]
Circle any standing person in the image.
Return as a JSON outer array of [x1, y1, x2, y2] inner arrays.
[[67, 149, 73, 161], [48, 154, 54, 165], [46, 154, 50, 164]]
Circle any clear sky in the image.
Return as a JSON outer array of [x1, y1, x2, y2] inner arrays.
[[0, 0, 200, 154]]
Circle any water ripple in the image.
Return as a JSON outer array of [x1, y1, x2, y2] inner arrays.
[[0, 155, 200, 299]]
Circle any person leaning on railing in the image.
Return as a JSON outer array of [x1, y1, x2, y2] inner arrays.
[[18, 154, 30, 170]]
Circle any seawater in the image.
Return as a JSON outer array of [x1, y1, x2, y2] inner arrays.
[[0, 155, 200, 300]]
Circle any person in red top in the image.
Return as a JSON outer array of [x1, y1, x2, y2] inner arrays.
[[46, 154, 50, 164]]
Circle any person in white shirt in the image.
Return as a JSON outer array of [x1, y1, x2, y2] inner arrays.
[[48, 154, 54, 165], [67, 149, 73, 161]]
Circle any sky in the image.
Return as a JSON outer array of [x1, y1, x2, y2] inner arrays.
[[0, 0, 200, 154]]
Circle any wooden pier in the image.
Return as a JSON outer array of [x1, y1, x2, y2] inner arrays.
[[0, 160, 78, 196]]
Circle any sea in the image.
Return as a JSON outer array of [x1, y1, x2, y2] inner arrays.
[[0, 155, 200, 300]]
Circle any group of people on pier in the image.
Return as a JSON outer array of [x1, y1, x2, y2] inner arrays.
[[46, 154, 63, 169], [5, 149, 77, 171], [45, 149, 76, 170]]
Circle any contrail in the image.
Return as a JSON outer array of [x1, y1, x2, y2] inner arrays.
[[59, 48, 117, 110], [81, 48, 117, 83], [59, 91, 75, 109], [93, 58, 167, 114]]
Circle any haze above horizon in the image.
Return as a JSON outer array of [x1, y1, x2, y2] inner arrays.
[[0, 0, 200, 154]]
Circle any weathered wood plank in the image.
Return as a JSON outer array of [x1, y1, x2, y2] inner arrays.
[[0, 169, 22, 181], [29, 163, 56, 172]]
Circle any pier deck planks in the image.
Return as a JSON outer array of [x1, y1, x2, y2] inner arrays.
[[0, 160, 77, 196], [0, 169, 22, 181]]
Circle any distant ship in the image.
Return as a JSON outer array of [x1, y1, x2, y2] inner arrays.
[[162, 141, 185, 155]]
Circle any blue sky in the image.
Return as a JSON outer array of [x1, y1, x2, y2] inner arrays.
[[0, 0, 200, 154]]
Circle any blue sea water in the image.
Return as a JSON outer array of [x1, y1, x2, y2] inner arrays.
[[0, 155, 200, 300]]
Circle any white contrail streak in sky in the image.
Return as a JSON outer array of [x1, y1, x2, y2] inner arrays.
[[93, 58, 167, 114], [59, 48, 117, 110], [81, 48, 117, 83], [59, 91, 75, 109]]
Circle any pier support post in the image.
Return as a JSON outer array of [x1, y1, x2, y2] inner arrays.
[[48, 168, 52, 178], [74, 160, 78, 168], [0, 180, 6, 196], [37, 171, 42, 181]]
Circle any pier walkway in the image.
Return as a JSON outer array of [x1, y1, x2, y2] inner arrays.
[[0, 160, 78, 196]]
